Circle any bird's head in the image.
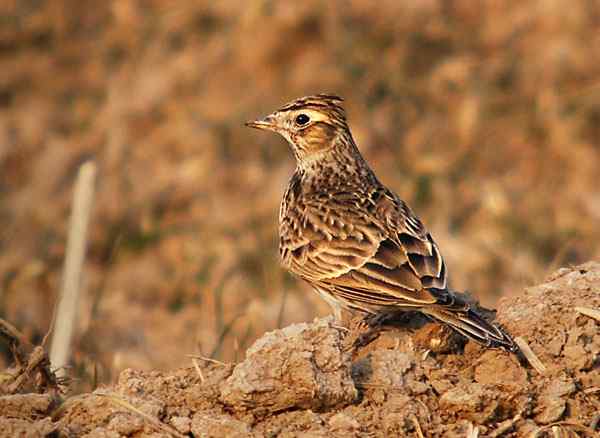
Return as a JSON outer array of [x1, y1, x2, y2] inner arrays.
[[246, 94, 351, 166]]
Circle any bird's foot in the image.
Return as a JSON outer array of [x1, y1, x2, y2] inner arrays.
[[343, 312, 392, 352], [362, 311, 396, 328], [352, 326, 383, 350]]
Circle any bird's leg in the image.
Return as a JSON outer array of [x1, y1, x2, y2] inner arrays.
[[352, 327, 383, 349], [332, 304, 343, 323], [315, 288, 344, 323], [363, 311, 396, 327], [351, 312, 394, 349]]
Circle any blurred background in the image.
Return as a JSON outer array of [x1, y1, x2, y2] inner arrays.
[[1, 0, 599, 391]]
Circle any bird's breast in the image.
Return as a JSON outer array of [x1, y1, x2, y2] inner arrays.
[[278, 189, 385, 275]]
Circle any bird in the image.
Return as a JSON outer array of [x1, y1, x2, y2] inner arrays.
[[246, 94, 517, 352]]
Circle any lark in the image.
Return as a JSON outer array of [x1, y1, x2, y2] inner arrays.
[[246, 94, 516, 352]]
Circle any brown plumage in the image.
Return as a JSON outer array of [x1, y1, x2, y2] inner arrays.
[[246, 94, 516, 352]]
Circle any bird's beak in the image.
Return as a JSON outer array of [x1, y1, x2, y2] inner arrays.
[[245, 115, 277, 131]]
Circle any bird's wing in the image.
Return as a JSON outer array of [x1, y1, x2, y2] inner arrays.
[[280, 187, 448, 310]]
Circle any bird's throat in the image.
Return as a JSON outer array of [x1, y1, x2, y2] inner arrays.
[[297, 136, 377, 190]]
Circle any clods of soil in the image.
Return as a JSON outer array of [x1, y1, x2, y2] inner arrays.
[[1, 262, 599, 437]]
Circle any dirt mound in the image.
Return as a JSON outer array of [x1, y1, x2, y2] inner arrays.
[[2, 1, 600, 380], [1, 263, 598, 437]]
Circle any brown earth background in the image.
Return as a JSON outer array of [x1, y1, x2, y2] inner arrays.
[[1, 0, 599, 394]]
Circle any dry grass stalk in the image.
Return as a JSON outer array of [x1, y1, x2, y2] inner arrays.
[[50, 161, 97, 379], [0, 319, 31, 365], [489, 413, 522, 437], [529, 421, 598, 438], [191, 358, 205, 383], [187, 354, 227, 366], [515, 337, 546, 374], [410, 414, 424, 438], [466, 422, 479, 438], [574, 307, 600, 323], [97, 392, 186, 438]]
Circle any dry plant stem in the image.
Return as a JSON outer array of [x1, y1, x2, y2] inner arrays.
[[7, 347, 48, 393], [574, 306, 600, 322], [191, 358, 205, 383], [410, 414, 424, 438], [0, 319, 32, 365], [582, 387, 600, 394], [515, 336, 547, 374], [488, 413, 522, 437], [530, 421, 599, 438], [276, 287, 288, 329], [50, 161, 97, 378], [187, 354, 227, 366], [97, 392, 186, 438], [466, 422, 479, 438]]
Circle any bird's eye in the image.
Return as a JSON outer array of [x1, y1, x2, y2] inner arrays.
[[295, 114, 310, 126]]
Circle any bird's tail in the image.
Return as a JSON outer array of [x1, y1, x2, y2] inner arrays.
[[422, 305, 518, 353]]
